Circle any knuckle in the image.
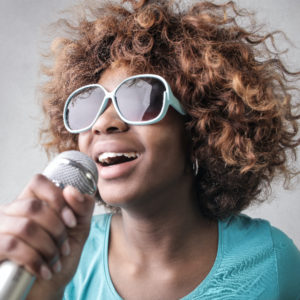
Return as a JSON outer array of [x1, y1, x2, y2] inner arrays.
[[4, 236, 19, 252], [26, 198, 43, 214], [19, 219, 36, 236]]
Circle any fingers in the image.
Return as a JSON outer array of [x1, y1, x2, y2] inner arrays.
[[17, 174, 79, 229], [63, 186, 95, 223], [0, 214, 59, 264], [0, 209, 71, 278], [18, 174, 67, 216], [18, 174, 95, 226], [0, 173, 95, 282], [2, 198, 67, 245], [0, 234, 53, 280]]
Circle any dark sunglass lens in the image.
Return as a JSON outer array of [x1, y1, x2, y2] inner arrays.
[[66, 86, 105, 130], [115, 78, 165, 122]]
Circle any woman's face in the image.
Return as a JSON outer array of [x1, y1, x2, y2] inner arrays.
[[78, 67, 190, 209]]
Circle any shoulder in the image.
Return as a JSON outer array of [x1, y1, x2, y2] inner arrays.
[[221, 214, 273, 249], [223, 213, 300, 256], [269, 225, 300, 299], [220, 214, 300, 299]]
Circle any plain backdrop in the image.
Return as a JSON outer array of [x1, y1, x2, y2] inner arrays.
[[0, 0, 299, 248]]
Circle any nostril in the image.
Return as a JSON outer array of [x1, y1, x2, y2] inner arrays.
[[106, 126, 123, 133], [91, 101, 129, 134], [92, 123, 129, 135], [94, 128, 101, 135]]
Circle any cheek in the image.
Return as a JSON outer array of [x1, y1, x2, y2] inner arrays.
[[141, 124, 188, 172], [77, 132, 90, 154]]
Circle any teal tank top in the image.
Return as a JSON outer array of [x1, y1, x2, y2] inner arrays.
[[63, 213, 300, 299]]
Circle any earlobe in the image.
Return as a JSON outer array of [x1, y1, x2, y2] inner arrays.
[[192, 159, 199, 176]]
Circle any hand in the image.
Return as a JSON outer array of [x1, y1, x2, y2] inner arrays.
[[0, 174, 95, 299]]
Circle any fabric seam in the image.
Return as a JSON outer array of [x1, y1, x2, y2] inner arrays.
[[103, 213, 123, 299], [269, 224, 280, 299]]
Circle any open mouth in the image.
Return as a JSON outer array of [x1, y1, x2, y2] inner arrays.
[[98, 152, 140, 167]]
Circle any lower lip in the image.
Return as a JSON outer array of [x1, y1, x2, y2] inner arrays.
[[98, 158, 139, 180]]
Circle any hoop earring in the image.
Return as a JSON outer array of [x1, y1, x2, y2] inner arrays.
[[192, 159, 199, 176]]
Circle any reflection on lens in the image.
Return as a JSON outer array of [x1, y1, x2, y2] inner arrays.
[[67, 86, 105, 130], [115, 78, 165, 122]]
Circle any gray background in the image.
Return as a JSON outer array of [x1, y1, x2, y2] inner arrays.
[[0, 0, 299, 248]]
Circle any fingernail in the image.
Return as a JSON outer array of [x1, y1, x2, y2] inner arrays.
[[61, 239, 70, 256], [40, 265, 52, 280], [61, 207, 77, 228], [52, 259, 62, 273]]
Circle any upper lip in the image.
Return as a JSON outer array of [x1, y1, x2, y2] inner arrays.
[[92, 140, 142, 163]]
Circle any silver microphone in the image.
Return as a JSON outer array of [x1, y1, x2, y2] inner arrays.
[[0, 151, 98, 300]]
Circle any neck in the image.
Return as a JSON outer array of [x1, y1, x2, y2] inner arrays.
[[112, 177, 213, 264]]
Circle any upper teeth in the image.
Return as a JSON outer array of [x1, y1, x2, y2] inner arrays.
[[98, 152, 139, 163]]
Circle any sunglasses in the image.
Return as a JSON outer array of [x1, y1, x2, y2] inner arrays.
[[63, 74, 186, 133]]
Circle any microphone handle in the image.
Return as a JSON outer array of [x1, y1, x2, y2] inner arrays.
[[0, 261, 35, 300]]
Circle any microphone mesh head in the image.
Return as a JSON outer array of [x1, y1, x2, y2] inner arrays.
[[43, 150, 98, 195]]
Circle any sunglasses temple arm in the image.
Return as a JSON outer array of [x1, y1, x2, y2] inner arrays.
[[169, 92, 186, 115]]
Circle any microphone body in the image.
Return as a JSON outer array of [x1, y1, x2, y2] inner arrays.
[[0, 151, 98, 300], [0, 262, 35, 300]]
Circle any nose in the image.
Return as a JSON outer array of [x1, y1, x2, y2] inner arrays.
[[91, 99, 129, 135]]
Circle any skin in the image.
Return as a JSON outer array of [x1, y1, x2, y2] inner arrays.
[[79, 67, 219, 299], [0, 66, 218, 300], [0, 179, 95, 299]]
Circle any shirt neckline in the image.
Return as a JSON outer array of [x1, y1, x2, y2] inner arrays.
[[103, 213, 224, 299]]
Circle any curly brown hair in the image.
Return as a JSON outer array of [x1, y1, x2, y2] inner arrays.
[[39, 0, 300, 219]]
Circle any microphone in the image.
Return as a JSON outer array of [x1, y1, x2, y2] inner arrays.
[[0, 150, 98, 300]]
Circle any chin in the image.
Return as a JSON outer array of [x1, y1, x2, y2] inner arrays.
[[100, 188, 136, 207]]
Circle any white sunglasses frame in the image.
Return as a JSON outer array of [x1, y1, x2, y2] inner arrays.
[[63, 74, 186, 133]]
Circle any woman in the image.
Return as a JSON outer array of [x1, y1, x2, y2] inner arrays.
[[0, 0, 300, 299]]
